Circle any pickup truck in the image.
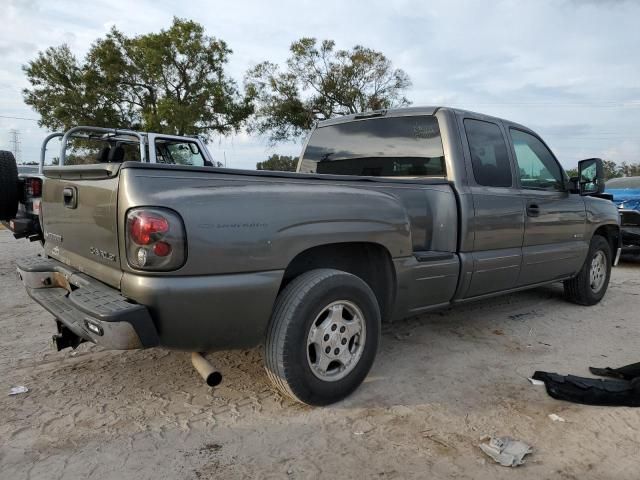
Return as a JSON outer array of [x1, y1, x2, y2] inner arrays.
[[0, 107, 621, 405]]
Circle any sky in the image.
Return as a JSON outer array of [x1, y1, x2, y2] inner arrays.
[[1, 0, 639, 170]]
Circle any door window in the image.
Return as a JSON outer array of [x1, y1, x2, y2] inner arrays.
[[510, 129, 564, 191], [464, 119, 513, 187], [155, 139, 206, 167]]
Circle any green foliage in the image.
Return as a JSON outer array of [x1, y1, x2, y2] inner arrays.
[[23, 18, 253, 140], [565, 167, 578, 178], [602, 160, 622, 180], [619, 161, 640, 177], [246, 38, 411, 143], [256, 154, 298, 172]]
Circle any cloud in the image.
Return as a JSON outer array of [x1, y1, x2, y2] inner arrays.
[[1, 0, 639, 168]]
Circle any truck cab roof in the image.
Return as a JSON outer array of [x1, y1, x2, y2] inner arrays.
[[317, 105, 531, 132]]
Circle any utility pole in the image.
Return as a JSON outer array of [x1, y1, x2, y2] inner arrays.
[[9, 129, 21, 163]]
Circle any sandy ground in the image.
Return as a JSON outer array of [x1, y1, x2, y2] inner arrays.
[[1, 229, 639, 480]]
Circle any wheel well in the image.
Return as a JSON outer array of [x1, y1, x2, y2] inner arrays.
[[593, 224, 620, 263], [281, 243, 396, 321]]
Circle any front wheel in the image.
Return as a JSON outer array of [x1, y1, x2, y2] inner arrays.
[[264, 269, 381, 406], [564, 235, 612, 305]]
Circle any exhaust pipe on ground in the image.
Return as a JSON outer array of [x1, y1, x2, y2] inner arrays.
[[191, 352, 223, 387]]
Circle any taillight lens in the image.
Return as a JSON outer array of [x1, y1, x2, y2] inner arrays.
[[125, 208, 186, 271], [130, 213, 169, 245], [25, 178, 42, 197]]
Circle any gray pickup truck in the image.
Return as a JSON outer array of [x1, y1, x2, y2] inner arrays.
[[0, 107, 621, 405]]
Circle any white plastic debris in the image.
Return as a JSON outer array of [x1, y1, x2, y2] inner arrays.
[[352, 419, 375, 435], [9, 386, 29, 396], [528, 377, 545, 386], [548, 413, 566, 422], [479, 436, 533, 467]]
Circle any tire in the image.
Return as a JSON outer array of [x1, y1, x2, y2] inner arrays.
[[563, 235, 612, 305], [0, 150, 19, 221], [265, 269, 381, 406]]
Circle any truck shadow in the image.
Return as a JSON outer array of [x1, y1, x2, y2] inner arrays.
[[338, 280, 631, 411], [12, 276, 632, 428]]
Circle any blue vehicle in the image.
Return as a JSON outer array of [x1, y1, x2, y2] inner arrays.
[[606, 176, 640, 253]]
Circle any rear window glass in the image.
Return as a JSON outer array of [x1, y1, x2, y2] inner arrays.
[[299, 115, 445, 177], [61, 137, 141, 165]]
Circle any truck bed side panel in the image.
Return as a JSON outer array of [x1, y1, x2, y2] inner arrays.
[[118, 166, 457, 276], [116, 165, 459, 349]]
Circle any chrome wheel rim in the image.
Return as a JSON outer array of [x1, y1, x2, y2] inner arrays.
[[306, 300, 366, 382], [589, 250, 607, 293]]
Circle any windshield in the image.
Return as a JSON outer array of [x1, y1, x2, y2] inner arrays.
[[606, 176, 640, 189], [299, 115, 445, 177]]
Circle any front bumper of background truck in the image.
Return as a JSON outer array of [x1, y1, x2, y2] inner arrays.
[[619, 209, 640, 254], [16, 256, 159, 350]]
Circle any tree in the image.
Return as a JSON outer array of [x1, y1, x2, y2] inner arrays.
[[245, 38, 411, 143], [565, 167, 578, 178], [602, 160, 622, 180], [23, 18, 253, 140], [620, 161, 640, 177], [256, 154, 298, 172]]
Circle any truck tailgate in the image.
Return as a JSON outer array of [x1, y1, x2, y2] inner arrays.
[[41, 164, 122, 288]]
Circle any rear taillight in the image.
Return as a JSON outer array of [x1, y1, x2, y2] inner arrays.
[[25, 178, 42, 197], [129, 213, 169, 245], [125, 208, 186, 271]]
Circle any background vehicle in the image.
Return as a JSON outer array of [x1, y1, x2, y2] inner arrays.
[[1, 128, 214, 240], [1, 108, 621, 405], [0, 150, 44, 242], [605, 176, 640, 254]]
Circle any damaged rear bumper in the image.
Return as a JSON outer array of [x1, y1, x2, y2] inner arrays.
[[16, 256, 159, 350]]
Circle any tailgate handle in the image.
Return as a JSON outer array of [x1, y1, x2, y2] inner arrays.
[[63, 186, 77, 209]]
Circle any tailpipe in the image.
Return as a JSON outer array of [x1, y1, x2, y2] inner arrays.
[[191, 352, 222, 387]]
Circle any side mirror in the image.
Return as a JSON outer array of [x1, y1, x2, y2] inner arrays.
[[578, 158, 605, 196]]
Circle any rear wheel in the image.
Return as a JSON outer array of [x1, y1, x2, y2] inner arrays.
[[0, 150, 19, 221], [564, 235, 612, 305], [264, 269, 380, 405]]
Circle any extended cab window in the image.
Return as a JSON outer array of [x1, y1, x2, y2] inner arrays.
[[464, 119, 512, 187], [510, 129, 564, 191], [299, 115, 445, 177]]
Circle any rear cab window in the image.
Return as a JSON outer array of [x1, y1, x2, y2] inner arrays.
[[61, 137, 141, 166], [299, 115, 446, 178], [54, 132, 210, 167]]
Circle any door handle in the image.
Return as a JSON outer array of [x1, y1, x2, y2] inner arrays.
[[63, 187, 77, 209], [526, 203, 540, 217]]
